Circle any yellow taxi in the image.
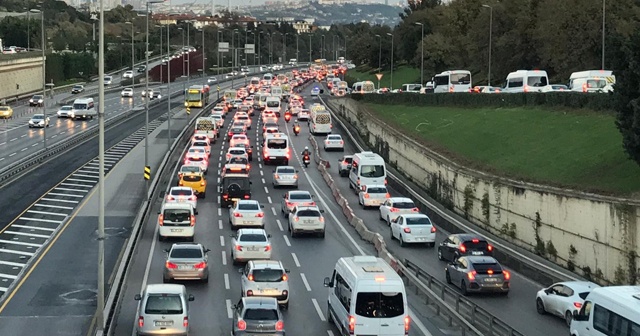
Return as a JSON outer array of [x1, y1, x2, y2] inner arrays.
[[178, 171, 207, 198], [0, 106, 13, 119]]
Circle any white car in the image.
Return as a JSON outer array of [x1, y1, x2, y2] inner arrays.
[[281, 190, 315, 216], [311, 87, 321, 96], [298, 109, 310, 121], [122, 70, 134, 79], [358, 184, 389, 208], [231, 229, 272, 264], [226, 147, 249, 162], [121, 88, 134, 97], [184, 149, 208, 174], [28, 114, 50, 128], [536, 281, 600, 326], [211, 114, 224, 128], [141, 89, 154, 97], [57, 105, 73, 118], [228, 200, 265, 229], [165, 187, 198, 213], [241, 260, 290, 308], [103, 75, 113, 85], [191, 140, 211, 157], [288, 206, 325, 238], [191, 134, 210, 146], [379, 197, 419, 225], [229, 134, 250, 148], [323, 134, 344, 151], [207, 77, 217, 84], [272, 166, 298, 188], [390, 214, 436, 246]]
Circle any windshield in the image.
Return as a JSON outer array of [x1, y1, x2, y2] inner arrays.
[[406, 216, 432, 225], [170, 189, 193, 196], [163, 209, 190, 222], [145, 295, 183, 314], [170, 248, 202, 258], [527, 76, 548, 87], [238, 203, 260, 210], [394, 202, 415, 209], [73, 103, 88, 110], [252, 269, 284, 282], [450, 73, 471, 85], [61, 106, 72, 110], [182, 175, 202, 182], [586, 79, 607, 89], [223, 177, 250, 189], [360, 165, 385, 178], [355, 292, 404, 318], [266, 101, 280, 108], [473, 262, 503, 274], [367, 187, 387, 194], [277, 167, 295, 174], [290, 193, 311, 200], [187, 91, 202, 102], [239, 234, 267, 242], [181, 166, 200, 173], [297, 209, 321, 217], [32, 115, 44, 120], [267, 139, 287, 149], [244, 308, 278, 320]]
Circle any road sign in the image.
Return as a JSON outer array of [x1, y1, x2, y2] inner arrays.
[[144, 166, 151, 180], [186, 107, 191, 115], [218, 42, 229, 53], [217, 86, 220, 91], [244, 44, 255, 54], [375, 73, 383, 81]]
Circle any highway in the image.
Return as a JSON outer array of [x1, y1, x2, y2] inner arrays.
[[109, 84, 444, 336]]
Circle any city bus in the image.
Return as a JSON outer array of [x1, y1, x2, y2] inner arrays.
[[185, 85, 210, 108], [432, 70, 472, 93]]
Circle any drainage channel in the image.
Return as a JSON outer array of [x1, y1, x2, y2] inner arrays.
[[0, 111, 177, 298]]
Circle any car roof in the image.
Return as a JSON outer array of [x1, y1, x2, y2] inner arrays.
[[288, 190, 311, 197], [451, 233, 486, 241], [364, 184, 386, 189], [553, 281, 600, 291], [146, 284, 185, 294], [249, 260, 283, 269], [465, 256, 498, 264], [276, 166, 295, 171], [389, 197, 413, 202], [237, 228, 267, 235], [242, 296, 279, 309], [294, 206, 321, 211], [398, 213, 430, 220], [171, 243, 203, 250], [237, 200, 259, 206], [170, 187, 194, 192], [228, 147, 246, 151]]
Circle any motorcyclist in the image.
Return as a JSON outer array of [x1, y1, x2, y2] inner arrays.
[[301, 146, 310, 158]]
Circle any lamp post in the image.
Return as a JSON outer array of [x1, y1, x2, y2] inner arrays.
[[245, 29, 250, 67], [332, 35, 337, 61], [217, 30, 222, 76], [156, 25, 163, 83], [126, 21, 135, 104], [308, 33, 312, 63], [186, 21, 191, 89], [30, 8, 46, 148], [267, 32, 272, 65], [601, 0, 605, 70], [27, 8, 31, 51], [200, 28, 206, 76], [415, 22, 424, 86], [387, 32, 394, 91], [375, 34, 382, 89], [482, 4, 493, 86], [179, 27, 185, 76], [167, 24, 171, 150], [321, 34, 325, 60], [145, 0, 164, 197], [296, 34, 299, 64], [257, 31, 262, 68], [250, 31, 256, 66], [96, 0, 106, 332], [233, 28, 238, 70]]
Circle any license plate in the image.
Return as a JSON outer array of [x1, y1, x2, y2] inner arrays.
[[260, 288, 277, 294], [154, 321, 173, 327], [485, 278, 499, 282], [269, 157, 276, 160], [472, 251, 483, 255], [248, 246, 259, 251], [178, 265, 192, 270], [171, 229, 183, 233], [304, 220, 315, 224], [243, 221, 253, 224]]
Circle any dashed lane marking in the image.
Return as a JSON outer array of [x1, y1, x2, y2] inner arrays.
[[291, 252, 300, 267], [300, 273, 311, 291], [312, 298, 326, 321]]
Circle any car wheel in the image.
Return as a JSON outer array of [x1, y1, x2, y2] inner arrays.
[[386, 216, 391, 226], [536, 298, 546, 314], [327, 302, 334, 324], [460, 281, 468, 296], [399, 235, 406, 247], [282, 302, 289, 310], [389, 227, 394, 240], [319, 231, 325, 239], [445, 270, 452, 284], [203, 276, 209, 284], [565, 311, 573, 327]]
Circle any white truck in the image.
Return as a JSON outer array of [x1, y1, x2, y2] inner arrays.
[[194, 117, 218, 142]]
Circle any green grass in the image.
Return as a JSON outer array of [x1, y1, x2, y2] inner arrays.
[[347, 66, 421, 89], [366, 104, 640, 195]]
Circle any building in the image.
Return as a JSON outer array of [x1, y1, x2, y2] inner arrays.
[[151, 13, 258, 29]]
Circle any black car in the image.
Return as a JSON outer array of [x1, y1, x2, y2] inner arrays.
[[438, 233, 493, 262], [232, 297, 285, 336], [220, 175, 251, 207], [137, 65, 146, 73]]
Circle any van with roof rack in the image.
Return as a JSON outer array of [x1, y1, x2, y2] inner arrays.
[[570, 285, 640, 336]]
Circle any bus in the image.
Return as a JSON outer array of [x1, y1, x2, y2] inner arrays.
[[185, 85, 210, 108], [433, 70, 472, 93]]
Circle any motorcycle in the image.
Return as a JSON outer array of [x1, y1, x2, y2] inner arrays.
[[284, 113, 291, 123], [303, 155, 310, 168], [293, 125, 300, 136]]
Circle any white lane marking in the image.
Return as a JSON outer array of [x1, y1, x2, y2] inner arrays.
[[222, 251, 227, 265], [276, 219, 284, 231], [18, 217, 61, 224], [259, 163, 262, 169], [9, 138, 17, 142], [283, 235, 291, 247], [220, 235, 225, 247], [0, 158, 4, 161], [40, 198, 78, 204], [217, 177, 220, 184], [4, 231, 49, 239], [312, 298, 326, 321], [226, 299, 234, 319], [0, 248, 34, 256], [60, 182, 93, 188], [327, 331, 335, 336], [267, 196, 272, 204], [260, 170, 264, 176], [217, 208, 222, 216], [291, 252, 301, 267], [261, 178, 266, 184], [271, 207, 277, 216], [20, 134, 26, 138], [224, 273, 230, 290], [0, 239, 41, 247], [55, 187, 88, 193], [9, 153, 16, 157], [20, 148, 27, 152], [47, 193, 84, 198], [264, 186, 269, 194], [26, 210, 67, 216], [0, 260, 25, 267], [10, 225, 55, 233], [32, 143, 38, 147], [300, 273, 311, 291], [219, 219, 223, 230]]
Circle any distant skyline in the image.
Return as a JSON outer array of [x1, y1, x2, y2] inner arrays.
[[164, 0, 387, 7]]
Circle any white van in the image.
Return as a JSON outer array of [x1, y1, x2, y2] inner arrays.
[[352, 81, 376, 94], [157, 202, 196, 241], [502, 70, 549, 93], [310, 105, 332, 135], [570, 286, 640, 336], [70, 97, 97, 120], [263, 133, 290, 165], [349, 152, 387, 192], [401, 84, 422, 93], [569, 70, 615, 93], [265, 96, 281, 115], [433, 70, 472, 93], [270, 86, 283, 100], [263, 73, 274, 82], [324, 256, 409, 336]]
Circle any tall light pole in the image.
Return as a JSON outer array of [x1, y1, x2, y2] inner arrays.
[[96, 0, 105, 332], [375, 34, 382, 88], [332, 35, 336, 61], [245, 29, 250, 67], [250, 31, 256, 66], [295, 34, 299, 63], [179, 27, 184, 76], [27, 9, 31, 51], [415, 22, 424, 86], [308, 33, 312, 63], [31, 8, 46, 149], [321, 34, 325, 60], [233, 28, 238, 70], [156, 25, 163, 83], [387, 32, 394, 91], [482, 4, 493, 86], [126, 21, 135, 104], [601, 0, 605, 70], [145, 0, 164, 196], [267, 32, 272, 65], [200, 28, 206, 76], [167, 24, 171, 150], [186, 21, 191, 88], [217, 30, 223, 76]]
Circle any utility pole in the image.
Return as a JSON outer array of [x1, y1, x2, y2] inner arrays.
[[167, 24, 171, 150], [187, 22, 191, 89], [296, 34, 299, 63], [202, 28, 206, 76], [96, 0, 105, 332], [308, 34, 311, 63]]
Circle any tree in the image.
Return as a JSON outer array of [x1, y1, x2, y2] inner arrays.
[[614, 31, 640, 166]]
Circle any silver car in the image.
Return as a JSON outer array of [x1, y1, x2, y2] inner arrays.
[[445, 256, 510, 296], [28, 114, 50, 128], [231, 297, 285, 336], [134, 284, 194, 336], [337, 155, 353, 177], [272, 166, 299, 188], [57, 105, 73, 118], [281, 190, 315, 216], [231, 229, 272, 264], [229, 200, 265, 229], [163, 243, 210, 283], [240, 260, 290, 308]]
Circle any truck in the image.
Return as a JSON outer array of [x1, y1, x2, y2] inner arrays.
[[194, 117, 218, 142]]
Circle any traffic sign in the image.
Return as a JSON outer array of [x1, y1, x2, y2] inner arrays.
[[144, 166, 151, 180], [217, 86, 220, 91], [244, 44, 255, 54], [375, 73, 383, 81], [186, 107, 191, 115], [218, 42, 229, 53]]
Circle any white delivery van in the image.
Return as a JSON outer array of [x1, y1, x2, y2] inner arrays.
[[349, 152, 386, 192], [433, 70, 472, 93], [502, 70, 549, 93], [157, 202, 196, 241], [265, 96, 281, 116], [310, 105, 332, 135], [570, 286, 640, 336], [270, 86, 283, 100], [569, 70, 615, 93], [324, 256, 409, 336], [263, 132, 290, 165], [352, 81, 376, 94], [402, 84, 423, 93], [194, 116, 217, 142], [70, 98, 97, 120]]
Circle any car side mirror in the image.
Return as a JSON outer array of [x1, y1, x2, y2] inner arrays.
[[204, 248, 211, 253], [448, 262, 456, 267], [320, 210, 325, 213], [134, 294, 141, 301], [323, 277, 332, 287], [267, 234, 272, 238], [232, 304, 238, 310], [260, 204, 265, 208], [157, 210, 161, 214], [249, 181, 252, 184], [283, 194, 287, 198], [238, 268, 243, 273], [544, 288, 552, 294], [163, 249, 169, 253], [227, 204, 232, 208], [188, 294, 195, 302], [285, 269, 290, 273]]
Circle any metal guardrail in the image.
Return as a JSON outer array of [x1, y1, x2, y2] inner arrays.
[[403, 259, 525, 336]]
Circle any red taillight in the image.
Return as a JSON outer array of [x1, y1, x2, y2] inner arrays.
[[228, 132, 233, 136], [431, 226, 436, 233], [503, 270, 511, 280], [467, 271, 476, 280], [487, 244, 493, 251], [237, 320, 247, 330], [256, 212, 264, 218], [236, 245, 243, 251], [573, 302, 582, 309], [403, 227, 411, 233], [582, 83, 587, 92], [390, 207, 399, 212], [190, 215, 196, 226], [234, 212, 243, 218], [275, 320, 284, 331], [404, 315, 410, 334], [158, 214, 164, 226], [244, 194, 250, 199], [189, 196, 197, 201], [348, 315, 355, 334], [411, 207, 419, 212], [363, 193, 370, 199], [472, 238, 480, 243], [247, 273, 254, 281], [167, 195, 175, 201], [178, 181, 184, 186], [286, 201, 294, 207], [340, 140, 343, 145], [459, 244, 466, 253], [138, 316, 144, 327], [194, 262, 206, 269], [246, 289, 254, 296], [183, 317, 188, 327], [165, 261, 177, 269], [487, 269, 494, 275], [264, 245, 271, 252]]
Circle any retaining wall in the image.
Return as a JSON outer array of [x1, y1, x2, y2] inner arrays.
[[326, 97, 639, 285], [0, 55, 45, 101]]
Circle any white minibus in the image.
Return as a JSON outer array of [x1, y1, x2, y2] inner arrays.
[[502, 70, 549, 93], [349, 152, 386, 191], [570, 285, 640, 336], [432, 70, 472, 93]]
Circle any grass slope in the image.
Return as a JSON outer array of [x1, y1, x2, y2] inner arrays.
[[347, 66, 421, 89], [366, 104, 640, 195]]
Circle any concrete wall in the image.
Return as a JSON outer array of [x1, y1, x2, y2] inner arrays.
[[328, 97, 639, 285], [0, 56, 44, 101]]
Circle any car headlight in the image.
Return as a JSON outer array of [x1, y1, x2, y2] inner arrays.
[[29, 120, 33, 124], [38, 100, 43, 103], [29, 100, 33, 103]]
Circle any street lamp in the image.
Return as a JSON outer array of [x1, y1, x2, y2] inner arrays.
[[601, 0, 605, 70], [167, 24, 171, 150], [30, 8, 46, 148], [145, 0, 164, 196], [375, 34, 382, 89], [295, 33, 299, 64], [482, 4, 493, 86], [156, 24, 163, 83], [308, 33, 312, 63], [233, 28, 238, 70], [415, 22, 424, 86], [96, 0, 106, 332], [178, 27, 184, 76], [245, 30, 251, 67], [332, 35, 337, 61], [200, 28, 206, 76], [321, 34, 325, 60], [126, 21, 135, 103], [387, 32, 394, 91]]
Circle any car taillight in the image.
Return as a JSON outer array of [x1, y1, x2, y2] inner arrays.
[[274, 174, 279, 179], [503, 270, 511, 280], [244, 194, 250, 199], [158, 214, 164, 226], [178, 181, 184, 186], [348, 315, 355, 334], [319, 216, 325, 222], [573, 302, 582, 309], [282, 274, 288, 281], [404, 315, 410, 334], [246, 289, 254, 296], [190, 215, 196, 226], [487, 244, 493, 251], [264, 245, 271, 252], [256, 212, 264, 218], [236, 245, 243, 251], [189, 196, 197, 201], [166, 196, 175, 201], [183, 317, 188, 327], [403, 227, 411, 233], [194, 262, 206, 269], [286, 201, 294, 207], [275, 320, 284, 331], [138, 316, 144, 327], [234, 212, 243, 218], [363, 193, 370, 198], [411, 207, 419, 212], [165, 261, 177, 269], [467, 271, 476, 280], [228, 132, 233, 136], [390, 207, 399, 212], [431, 226, 436, 233], [449, 86, 454, 93], [340, 140, 343, 144], [459, 244, 467, 253], [200, 181, 205, 186], [237, 320, 247, 330]]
